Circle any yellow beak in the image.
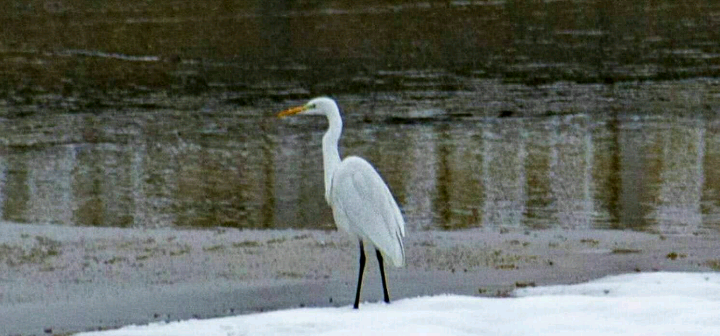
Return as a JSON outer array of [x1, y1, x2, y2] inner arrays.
[[277, 105, 306, 118]]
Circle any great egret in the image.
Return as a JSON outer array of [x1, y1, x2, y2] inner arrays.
[[278, 97, 406, 309]]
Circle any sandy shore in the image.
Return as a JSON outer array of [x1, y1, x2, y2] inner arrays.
[[1, 221, 718, 336]]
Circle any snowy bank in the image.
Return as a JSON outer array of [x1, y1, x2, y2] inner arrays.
[[77, 272, 720, 336]]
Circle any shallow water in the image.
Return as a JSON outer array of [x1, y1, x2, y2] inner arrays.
[[1, 1, 719, 233]]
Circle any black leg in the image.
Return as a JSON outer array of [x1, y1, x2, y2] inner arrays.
[[353, 241, 366, 309], [376, 249, 390, 303]]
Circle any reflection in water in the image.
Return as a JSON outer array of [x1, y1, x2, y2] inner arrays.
[[0, 111, 718, 234], [550, 116, 594, 229], [617, 118, 651, 230], [482, 120, 526, 228], [1, 1, 719, 233], [651, 120, 705, 233], [704, 120, 720, 225], [397, 124, 438, 231]]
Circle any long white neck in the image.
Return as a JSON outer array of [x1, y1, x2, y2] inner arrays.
[[322, 105, 342, 205]]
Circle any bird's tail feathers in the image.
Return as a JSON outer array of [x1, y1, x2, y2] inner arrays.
[[387, 230, 405, 267]]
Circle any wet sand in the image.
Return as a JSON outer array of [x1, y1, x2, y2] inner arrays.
[[1, 221, 718, 335]]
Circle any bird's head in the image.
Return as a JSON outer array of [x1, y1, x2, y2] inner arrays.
[[277, 97, 338, 118]]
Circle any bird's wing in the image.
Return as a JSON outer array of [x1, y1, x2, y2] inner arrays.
[[330, 156, 405, 267]]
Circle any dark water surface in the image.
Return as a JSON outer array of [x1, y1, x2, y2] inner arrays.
[[1, 0, 720, 233], [2, 0, 719, 100]]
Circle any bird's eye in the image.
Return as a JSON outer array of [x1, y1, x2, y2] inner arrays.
[[308, 104, 316, 109]]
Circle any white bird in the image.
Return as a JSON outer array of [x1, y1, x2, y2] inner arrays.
[[278, 97, 406, 309]]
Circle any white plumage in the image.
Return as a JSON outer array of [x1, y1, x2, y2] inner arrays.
[[330, 156, 405, 267], [278, 97, 406, 308]]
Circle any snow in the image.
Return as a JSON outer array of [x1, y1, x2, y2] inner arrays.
[[76, 272, 720, 336]]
